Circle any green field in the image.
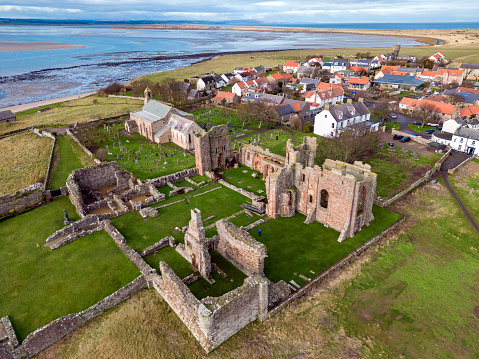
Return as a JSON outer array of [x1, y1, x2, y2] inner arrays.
[[369, 145, 442, 199], [222, 165, 266, 194], [111, 183, 249, 252], [48, 135, 96, 189], [0, 96, 143, 136], [407, 124, 438, 133], [0, 196, 140, 341], [448, 159, 479, 222], [248, 206, 401, 286]]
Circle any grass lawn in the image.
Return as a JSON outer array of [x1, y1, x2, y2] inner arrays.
[[384, 121, 400, 131], [335, 179, 479, 358], [192, 107, 266, 129], [0, 196, 140, 341], [369, 145, 442, 199], [188, 250, 247, 300], [77, 122, 196, 180], [0, 132, 53, 195], [222, 165, 266, 194], [111, 183, 250, 252], [248, 205, 402, 286], [48, 135, 95, 189], [143, 246, 193, 279], [0, 96, 143, 136], [448, 160, 479, 222], [407, 124, 437, 133]]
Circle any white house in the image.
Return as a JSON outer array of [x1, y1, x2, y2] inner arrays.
[[429, 52, 446, 63], [450, 127, 479, 155], [221, 73, 237, 85], [196, 76, 216, 91], [283, 62, 300, 73], [232, 82, 247, 97], [313, 101, 371, 138], [305, 87, 344, 107]]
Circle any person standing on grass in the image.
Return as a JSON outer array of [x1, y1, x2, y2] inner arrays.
[[258, 228, 262, 237]]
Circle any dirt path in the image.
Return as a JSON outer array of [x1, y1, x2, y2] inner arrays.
[[441, 170, 479, 235]]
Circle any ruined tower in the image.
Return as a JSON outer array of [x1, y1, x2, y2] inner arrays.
[[183, 209, 212, 280]]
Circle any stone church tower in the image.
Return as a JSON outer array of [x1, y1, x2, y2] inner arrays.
[[144, 87, 152, 105]]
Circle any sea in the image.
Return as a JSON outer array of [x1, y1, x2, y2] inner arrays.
[[0, 22, 476, 108]]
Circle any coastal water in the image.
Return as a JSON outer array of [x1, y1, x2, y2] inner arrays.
[[0, 25, 424, 108]]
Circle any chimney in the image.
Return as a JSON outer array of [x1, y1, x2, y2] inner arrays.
[[358, 97, 364, 103], [347, 98, 353, 104], [325, 104, 330, 111]]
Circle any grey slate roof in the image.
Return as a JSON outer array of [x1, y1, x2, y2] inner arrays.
[[0, 110, 15, 121], [299, 78, 320, 87], [276, 104, 295, 116], [460, 64, 479, 69], [329, 102, 370, 122], [259, 94, 284, 105], [444, 89, 479, 104], [373, 74, 424, 87], [433, 132, 453, 141], [142, 100, 171, 120], [454, 127, 479, 140], [167, 114, 194, 133], [200, 76, 216, 84], [132, 110, 161, 123]]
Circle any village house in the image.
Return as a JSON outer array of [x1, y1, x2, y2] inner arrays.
[[305, 56, 324, 67], [373, 54, 389, 62], [221, 73, 237, 85], [196, 76, 217, 91], [299, 78, 320, 92], [444, 87, 479, 105], [0, 110, 16, 124], [211, 91, 240, 104], [330, 73, 345, 84], [459, 64, 479, 80], [429, 52, 446, 63], [233, 66, 252, 74], [235, 71, 256, 83], [374, 66, 399, 80], [297, 66, 318, 79], [282, 62, 300, 73], [126, 93, 200, 150], [373, 74, 424, 91], [232, 82, 247, 97], [276, 100, 313, 123], [313, 100, 372, 137], [433, 127, 479, 155], [399, 97, 457, 121], [305, 83, 344, 106], [322, 59, 349, 73], [253, 65, 266, 75], [435, 68, 465, 85], [346, 76, 371, 90]]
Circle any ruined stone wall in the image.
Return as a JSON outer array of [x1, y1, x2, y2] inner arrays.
[[145, 168, 198, 188], [215, 220, 266, 277], [0, 183, 44, 217], [72, 162, 121, 191], [194, 125, 233, 175], [44, 215, 102, 250], [199, 276, 268, 352], [158, 262, 210, 348], [11, 276, 147, 359], [66, 129, 101, 165], [241, 144, 285, 180], [66, 174, 86, 217]]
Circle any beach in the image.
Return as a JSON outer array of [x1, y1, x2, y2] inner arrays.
[[0, 40, 86, 52]]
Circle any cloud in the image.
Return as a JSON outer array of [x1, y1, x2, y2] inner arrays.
[[0, 5, 82, 13]]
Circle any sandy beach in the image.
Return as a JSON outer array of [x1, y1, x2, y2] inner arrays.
[[0, 41, 86, 52], [110, 25, 479, 46]]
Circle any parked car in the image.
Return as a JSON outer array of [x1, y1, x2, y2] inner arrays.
[[393, 134, 403, 140], [390, 113, 397, 119], [437, 127, 442, 131], [424, 129, 436, 134], [413, 121, 421, 125], [400, 136, 411, 142], [426, 122, 440, 127]]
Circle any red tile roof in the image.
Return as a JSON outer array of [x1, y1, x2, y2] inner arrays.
[[211, 91, 236, 102], [420, 99, 455, 115], [284, 62, 299, 68], [459, 105, 479, 118], [349, 66, 368, 73], [347, 76, 370, 85]]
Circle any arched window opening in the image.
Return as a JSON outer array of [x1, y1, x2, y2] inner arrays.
[[357, 186, 367, 215], [320, 189, 329, 209]]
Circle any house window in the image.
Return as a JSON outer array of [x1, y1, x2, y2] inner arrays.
[[331, 123, 335, 128], [460, 138, 464, 143], [472, 141, 476, 146], [302, 174, 305, 182], [320, 189, 329, 208], [309, 195, 313, 203]]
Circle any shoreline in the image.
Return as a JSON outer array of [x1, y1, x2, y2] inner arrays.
[[0, 41, 86, 53], [109, 25, 440, 46]]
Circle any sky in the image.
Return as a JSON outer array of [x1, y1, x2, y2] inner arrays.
[[0, 0, 476, 24]]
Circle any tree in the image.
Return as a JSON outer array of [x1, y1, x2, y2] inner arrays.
[[317, 130, 379, 165], [447, 92, 465, 105], [303, 122, 314, 133], [421, 58, 435, 70], [289, 115, 303, 130], [372, 100, 391, 123], [412, 102, 441, 128]]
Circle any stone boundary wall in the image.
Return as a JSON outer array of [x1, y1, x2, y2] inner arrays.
[[375, 147, 451, 207], [10, 276, 147, 359], [241, 216, 271, 231], [32, 129, 55, 140], [145, 168, 198, 188], [0, 183, 44, 218], [107, 95, 145, 100], [154, 186, 222, 210], [268, 216, 405, 318], [44, 215, 101, 250], [140, 236, 174, 257], [66, 129, 101, 165], [44, 136, 57, 191], [102, 220, 157, 279], [217, 179, 263, 201], [447, 155, 476, 174], [0, 316, 19, 352], [391, 129, 431, 145]]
